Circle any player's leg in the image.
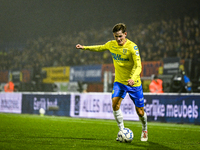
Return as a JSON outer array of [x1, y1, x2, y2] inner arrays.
[[112, 82, 127, 131], [112, 97, 124, 130], [129, 88, 148, 141], [112, 82, 127, 141], [135, 107, 147, 131], [136, 106, 148, 141]]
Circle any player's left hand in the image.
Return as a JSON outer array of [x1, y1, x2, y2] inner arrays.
[[76, 44, 84, 49], [127, 79, 134, 86]]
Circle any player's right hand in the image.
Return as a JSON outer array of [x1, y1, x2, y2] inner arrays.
[[127, 79, 135, 86], [76, 44, 84, 49]]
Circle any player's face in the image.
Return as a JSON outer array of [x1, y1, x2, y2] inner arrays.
[[113, 30, 127, 46]]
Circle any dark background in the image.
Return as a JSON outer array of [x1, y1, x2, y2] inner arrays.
[[0, 0, 199, 43]]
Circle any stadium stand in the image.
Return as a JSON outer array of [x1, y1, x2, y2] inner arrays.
[[1, 15, 200, 71]]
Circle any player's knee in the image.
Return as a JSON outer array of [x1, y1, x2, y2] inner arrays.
[[112, 103, 120, 111], [138, 111, 144, 117], [112, 97, 121, 111], [136, 107, 144, 117]]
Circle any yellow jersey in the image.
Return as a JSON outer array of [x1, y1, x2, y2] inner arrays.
[[83, 39, 142, 87]]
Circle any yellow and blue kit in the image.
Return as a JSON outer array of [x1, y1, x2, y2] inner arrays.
[[83, 39, 144, 107]]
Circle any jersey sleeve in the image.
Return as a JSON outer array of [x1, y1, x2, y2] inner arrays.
[[130, 46, 142, 82], [83, 42, 110, 52]]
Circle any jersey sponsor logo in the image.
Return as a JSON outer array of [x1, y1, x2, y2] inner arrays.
[[123, 49, 127, 55], [134, 46, 138, 50], [111, 52, 129, 61]]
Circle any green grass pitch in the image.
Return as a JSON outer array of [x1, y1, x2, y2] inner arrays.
[[0, 113, 199, 150]]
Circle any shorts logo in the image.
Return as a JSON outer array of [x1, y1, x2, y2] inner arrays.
[[134, 46, 138, 50], [139, 97, 144, 101], [112, 90, 114, 94], [123, 49, 127, 55]]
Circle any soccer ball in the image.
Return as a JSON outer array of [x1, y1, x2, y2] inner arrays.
[[117, 128, 134, 143], [39, 108, 45, 116]]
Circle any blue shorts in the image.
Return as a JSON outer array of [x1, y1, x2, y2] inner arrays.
[[112, 82, 144, 108]]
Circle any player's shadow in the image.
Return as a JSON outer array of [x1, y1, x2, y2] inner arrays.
[[64, 137, 98, 141], [64, 137, 175, 149], [131, 141, 175, 150]]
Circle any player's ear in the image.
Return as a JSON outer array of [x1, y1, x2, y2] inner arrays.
[[124, 32, 127, 37]]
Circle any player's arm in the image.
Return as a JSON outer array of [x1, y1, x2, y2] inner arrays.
[[76, 43, 108, 52], [128, 47, 142, 86]]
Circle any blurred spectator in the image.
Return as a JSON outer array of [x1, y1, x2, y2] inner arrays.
[[182, 71, 192, 93], [4, 80, 15, 92], [0, 15, 200, 70], [149, 75, 164, 93]]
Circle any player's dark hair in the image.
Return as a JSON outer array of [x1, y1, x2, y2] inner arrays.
[[112, 23, 126, 33]]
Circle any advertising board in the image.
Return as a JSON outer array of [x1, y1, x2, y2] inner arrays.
[[42, 66, 70, 83], [70, 65, 102, 82], [22, 94, 71, 116], [0, 93, 22, 113], [144, 94, 200, 124], [70, 93, 139, 121]]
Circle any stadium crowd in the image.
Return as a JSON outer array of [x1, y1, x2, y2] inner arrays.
[[0, 15, 200, 70]]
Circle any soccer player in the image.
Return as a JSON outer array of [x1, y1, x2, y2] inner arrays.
[[76, 23, 148, 141]]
